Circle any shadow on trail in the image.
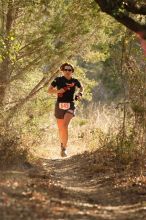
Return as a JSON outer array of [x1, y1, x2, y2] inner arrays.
[[0, 153, 146, 220]]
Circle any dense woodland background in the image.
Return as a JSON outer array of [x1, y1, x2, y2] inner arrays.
[[0, 0, 146, 171], [1, 1, 146, 219]]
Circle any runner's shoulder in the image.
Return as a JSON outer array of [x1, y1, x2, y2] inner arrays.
[[72, 78, 80, 82], [72, 78, 82, 85], [53, 76, 63, 82]]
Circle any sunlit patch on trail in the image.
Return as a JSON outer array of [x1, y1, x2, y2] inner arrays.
[[35, 143, 88, 160]]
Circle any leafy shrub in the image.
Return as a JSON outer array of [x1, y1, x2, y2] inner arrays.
[[0, 128, 32, 169]]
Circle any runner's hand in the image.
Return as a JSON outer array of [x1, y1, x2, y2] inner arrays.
[[75, 93, 82, 101], [57, 88, 66, 94]]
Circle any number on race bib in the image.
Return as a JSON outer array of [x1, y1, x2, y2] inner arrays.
[[59, 103, 70, 110]]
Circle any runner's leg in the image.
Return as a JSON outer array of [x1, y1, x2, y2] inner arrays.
[[57, 119, 64, 146], [57, 113, 73, 148], [63, 113, 73, 147]]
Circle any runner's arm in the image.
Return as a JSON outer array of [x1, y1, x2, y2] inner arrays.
[[76, 79, 83, 95], [77, 80, 84, 95], [78, 86, 84, 95], [48, 85, 65, 94], [75, 84, 84, 101]]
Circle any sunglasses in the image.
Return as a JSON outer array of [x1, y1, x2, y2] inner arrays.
[[64, 68, 72, 72]]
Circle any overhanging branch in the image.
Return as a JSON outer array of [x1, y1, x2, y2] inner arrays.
[[94, 0, 146, 38], [124, 1, 146, 15]]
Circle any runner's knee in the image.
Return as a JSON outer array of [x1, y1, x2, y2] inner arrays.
[[63, 123, 68, 129], [58, 123, 68, 130]]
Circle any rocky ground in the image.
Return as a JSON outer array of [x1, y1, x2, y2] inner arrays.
[[0, 151, 146, 220]]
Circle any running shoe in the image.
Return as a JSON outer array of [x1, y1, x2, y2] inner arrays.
[[61, 144, 67, 157]]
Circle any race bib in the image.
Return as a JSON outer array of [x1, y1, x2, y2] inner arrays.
[[59, 103, 70, 110]]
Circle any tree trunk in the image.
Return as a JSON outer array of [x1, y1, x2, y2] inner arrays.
[[0, 0, 13, 105], [0, 58, 11, 105]]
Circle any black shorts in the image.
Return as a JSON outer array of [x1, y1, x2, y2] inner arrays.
[[55, 102, 76, 119]]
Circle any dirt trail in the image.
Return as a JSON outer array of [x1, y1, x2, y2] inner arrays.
[[0, 153, 146, 220]]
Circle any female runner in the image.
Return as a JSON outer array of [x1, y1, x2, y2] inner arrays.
[[48, 63, 83, 157]]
